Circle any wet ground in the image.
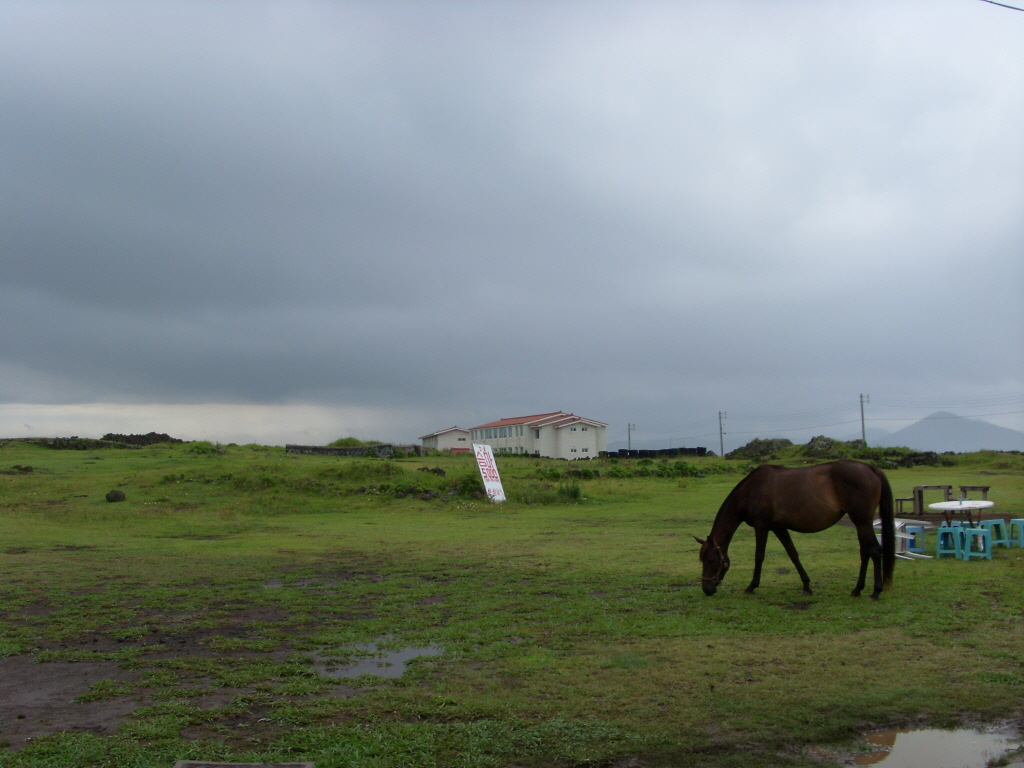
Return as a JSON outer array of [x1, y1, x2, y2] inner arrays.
[[0, 655, 147, 747], [313, 642, 444, 679], [850, 726, 1020, 767]]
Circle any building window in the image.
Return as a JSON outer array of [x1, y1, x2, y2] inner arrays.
[[582, 427, 588, 431], [534, 429, 540, 439], [458, 437, 466, 441], [582, 448, 588, 452], [570, 427, 576, 431]]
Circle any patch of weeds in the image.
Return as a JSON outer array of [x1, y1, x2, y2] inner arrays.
[[75, 678, 136, 702], [34, 647, 146, 663], [114, 626, 151, 641], [270, 677, 334, 697], [0, 639, 26, 657], [558, 480, 581, 501], [205, 636, 281, 653], [141, 669, 180, 687], [980, 671, 1024, 685]]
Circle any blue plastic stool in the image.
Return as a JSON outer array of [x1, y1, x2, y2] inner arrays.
[[962, 527, 992, 561], [1009, 519, 1024, 548], [936, 526, 965, 559], [978, 519, 1010, 548], [904, 524, 926, 555]]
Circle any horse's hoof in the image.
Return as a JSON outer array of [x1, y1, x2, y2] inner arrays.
[[851, 589, 862, 597], [802, 587, 813, 595], [870, 594, 880, 601], [744, 587, 757, 594]]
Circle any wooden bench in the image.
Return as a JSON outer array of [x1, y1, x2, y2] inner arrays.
[[912, 485, 953, 516], [895, 496, 914, 515], [959, 485, 990, 500]]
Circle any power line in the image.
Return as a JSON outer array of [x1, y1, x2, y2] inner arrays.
[[726, 402, 856, 422], [977, 0, 1024, 11]]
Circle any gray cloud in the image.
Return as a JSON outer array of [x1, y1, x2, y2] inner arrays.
[[1, 0, 1021, 446]]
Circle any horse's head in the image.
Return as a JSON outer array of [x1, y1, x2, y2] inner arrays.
[[694, 536, 729, 596]]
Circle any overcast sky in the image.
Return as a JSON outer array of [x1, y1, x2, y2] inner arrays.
[[1, 0, 1022, 450]]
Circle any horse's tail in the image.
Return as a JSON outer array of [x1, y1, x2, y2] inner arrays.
[[877, 468, 895, 590]]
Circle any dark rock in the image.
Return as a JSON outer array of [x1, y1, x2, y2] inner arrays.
[[101, 432, 183, 446], [727, 438, 794, 461], [801, 435, 849, 460], [105, 490, 126, 502]]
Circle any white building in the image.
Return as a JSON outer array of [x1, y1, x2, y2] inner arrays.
[[419, 426, 471, 453], [468, 412, 607, 460]]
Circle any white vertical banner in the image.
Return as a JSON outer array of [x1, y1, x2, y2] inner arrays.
[[472, 443, 506, 502]]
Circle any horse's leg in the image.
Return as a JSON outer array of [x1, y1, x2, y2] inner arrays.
[[851, 525, 882, 598], [868, 530, 884, 600], [745, 526, 769, 594], [773, 527, 812, 595]]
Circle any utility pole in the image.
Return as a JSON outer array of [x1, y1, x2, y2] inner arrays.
[[718, 411, 726, 457], [627, 423, 636, 451], [860, 394, 870, 447]]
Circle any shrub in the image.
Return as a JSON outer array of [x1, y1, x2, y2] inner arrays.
[[851, 446, 947, 469], [558, 481, 582, 501], [451, 472, 485, 497], [328, 437, 382, 447], [667, 460, 702, 478], [535, 467, 563, 481]]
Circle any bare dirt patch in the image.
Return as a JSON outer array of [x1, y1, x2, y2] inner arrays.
[[0, 656, 147, 749]]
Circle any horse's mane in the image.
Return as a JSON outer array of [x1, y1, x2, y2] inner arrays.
[[711, 465, 766, 532]]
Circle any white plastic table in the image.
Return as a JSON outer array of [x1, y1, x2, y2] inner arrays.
[[928, 499, 994, 527]]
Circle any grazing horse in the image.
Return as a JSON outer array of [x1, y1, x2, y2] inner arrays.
[[695, 460, 895, 599]]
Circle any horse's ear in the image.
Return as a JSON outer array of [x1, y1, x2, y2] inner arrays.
[[693, 536, 706, 545]]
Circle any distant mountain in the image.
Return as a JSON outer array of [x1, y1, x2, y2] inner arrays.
[[875, 412, 1024, 453]]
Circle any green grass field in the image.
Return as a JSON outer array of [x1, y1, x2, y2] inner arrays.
[[1, 440, 1022, 767]]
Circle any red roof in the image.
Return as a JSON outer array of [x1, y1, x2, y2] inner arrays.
[[418, 426, 469, 439], [470, 411, 607, 430]]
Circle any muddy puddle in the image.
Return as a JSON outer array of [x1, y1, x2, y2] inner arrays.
[[313, 642, 444, 679], [852, 727, 1019, 767]]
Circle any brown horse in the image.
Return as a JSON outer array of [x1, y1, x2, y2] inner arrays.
[[695, 460, 895, 599]]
